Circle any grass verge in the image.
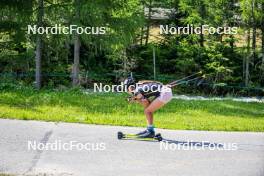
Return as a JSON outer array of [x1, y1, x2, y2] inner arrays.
[[0, 88, 263, 131]]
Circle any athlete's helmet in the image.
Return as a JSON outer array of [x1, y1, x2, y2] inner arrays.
[[123, 76, 135, 89]]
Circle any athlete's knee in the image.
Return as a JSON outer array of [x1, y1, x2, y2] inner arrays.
[[144, 108, 152, 115]]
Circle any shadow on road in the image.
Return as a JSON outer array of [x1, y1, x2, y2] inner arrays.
[[120, 137, 224, 148]]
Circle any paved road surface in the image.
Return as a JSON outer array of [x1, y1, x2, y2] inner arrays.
[[0, 119, 263, 176]]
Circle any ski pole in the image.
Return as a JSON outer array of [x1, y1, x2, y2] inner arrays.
[[168, 71, 203, 86], [169, 76, 202, 87]]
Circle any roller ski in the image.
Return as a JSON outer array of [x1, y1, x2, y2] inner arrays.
[[117, 131, 163, 142]]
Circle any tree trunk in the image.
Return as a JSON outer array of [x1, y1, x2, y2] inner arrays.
[[72, 0, 80, 86], [252, 26, 256, 63], [251, 0, 256, 63], [72, 35, 80, 86], [262, 2, 264, 65], [199, 2, 206, 47], [145, 0, 152, 45], [260, 1, 264, 84], [229, 0, 235, 52], [243, 50, 245, 79], [245, 29, 251, 87], [140, 27, 144, 46], [199, 26, 204, 47], [35, 0, 44, 90], [229, 35, 234, 53]]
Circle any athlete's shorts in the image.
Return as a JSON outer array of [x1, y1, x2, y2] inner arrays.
[[157, 86, 173, 104]]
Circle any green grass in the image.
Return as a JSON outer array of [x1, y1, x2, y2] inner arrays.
[[0, 87, 263, 132]]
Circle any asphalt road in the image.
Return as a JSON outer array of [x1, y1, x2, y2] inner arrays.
[[0, 119, 263, 176]]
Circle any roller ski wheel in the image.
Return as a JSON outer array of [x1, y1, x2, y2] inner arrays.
[[154, 133, 163, 141], [117, 131, 124, 139]]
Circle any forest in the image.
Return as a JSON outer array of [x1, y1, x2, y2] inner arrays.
[[0, 0, 264, 96]]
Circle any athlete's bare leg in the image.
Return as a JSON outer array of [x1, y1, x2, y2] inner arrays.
[[144, 98, 165, 126]]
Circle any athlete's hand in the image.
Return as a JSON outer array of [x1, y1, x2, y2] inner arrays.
[[166, 84, 172, 88], [127, 96, 137, 103], [135, 93, 144, 100]]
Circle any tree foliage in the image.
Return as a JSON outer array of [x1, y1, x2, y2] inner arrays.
[[0, 0, 263, 95]]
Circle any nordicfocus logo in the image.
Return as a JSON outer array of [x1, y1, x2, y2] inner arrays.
[[28, 140, 106, 151], [27, 24, 106, 35], [93, 83, 171, 93], [160, 141, 238, 151], [160, 24, 238, 35]]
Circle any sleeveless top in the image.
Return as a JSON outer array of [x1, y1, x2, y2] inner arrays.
[[133, 82, 163, 98]]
